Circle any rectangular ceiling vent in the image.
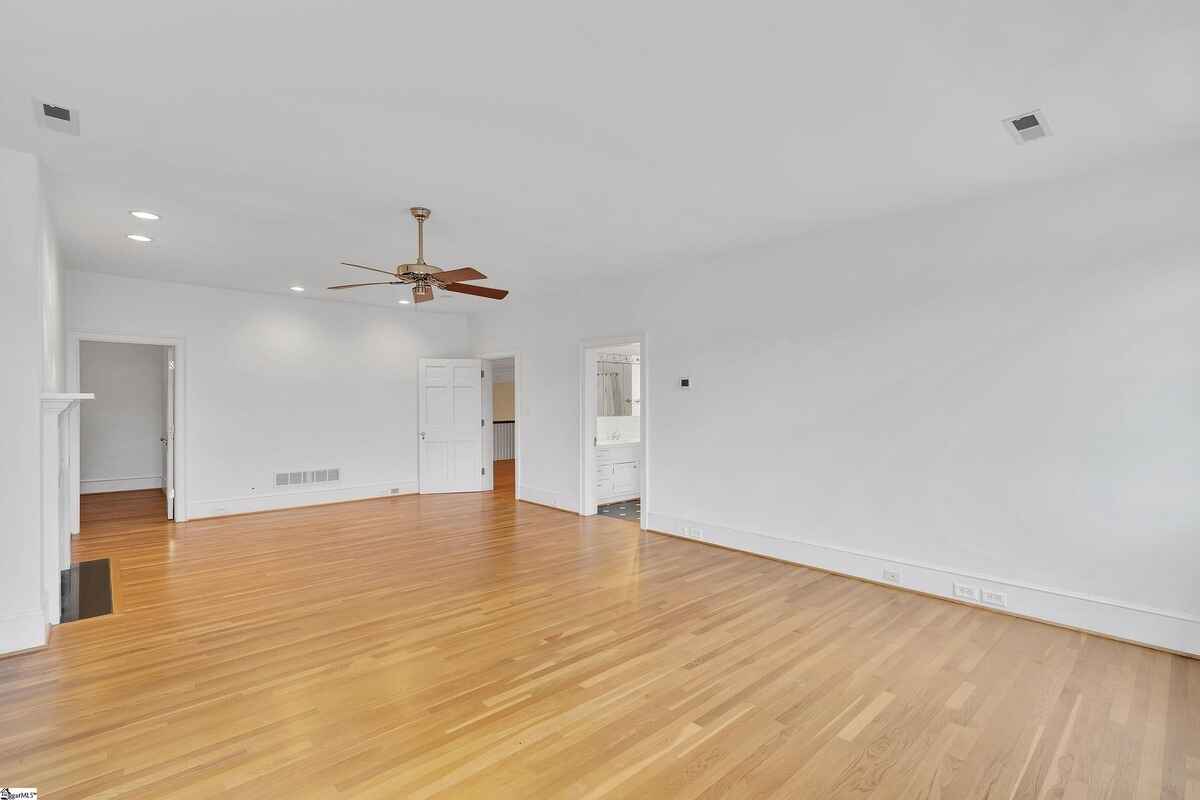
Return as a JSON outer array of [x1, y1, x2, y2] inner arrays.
[[274, 469, 342, 488], [33, 98, 81, 135], [1003, 109, 1050, 144]]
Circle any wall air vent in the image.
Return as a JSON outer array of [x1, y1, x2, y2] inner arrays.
[[274, 468, 343, 488], [33, 98, 81, 135], [1003, 109, 1050, 144]]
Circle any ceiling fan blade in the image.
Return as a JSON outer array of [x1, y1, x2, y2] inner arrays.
[[341, 261, 398, 278], [433, 267, 487, 284], [443, 283, 509, 300], [327, 281, 404, 289], [413, 285, 435, 303]]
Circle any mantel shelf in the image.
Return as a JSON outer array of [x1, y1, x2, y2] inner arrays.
[[41, 393, 95, 402]]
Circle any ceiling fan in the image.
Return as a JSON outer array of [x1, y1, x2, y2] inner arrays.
[[328, 207, 509, 304]]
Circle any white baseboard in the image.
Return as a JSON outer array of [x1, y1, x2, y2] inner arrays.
[[0, 608, 48, 655], [646, 512, 1200, 656], [81, 475, 163, 494], [189, 480, 418, 519], [518, 484, 578, 513]]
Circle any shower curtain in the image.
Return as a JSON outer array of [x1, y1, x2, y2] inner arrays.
[[598, 370, 624, 416]]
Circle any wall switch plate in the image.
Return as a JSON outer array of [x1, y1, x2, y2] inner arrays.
[[680, 378, 691, 389], [882, 567, 902, 584], [981, 589, 1007, 608], [953, 582, 979, 602]]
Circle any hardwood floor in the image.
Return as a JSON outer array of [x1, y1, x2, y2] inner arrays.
[[0, 486, 1195, 798], [493, 458, 515, 497]]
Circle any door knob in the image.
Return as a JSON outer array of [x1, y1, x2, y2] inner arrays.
[[160, 437, 168, 446], [420, 432, 426, 440]]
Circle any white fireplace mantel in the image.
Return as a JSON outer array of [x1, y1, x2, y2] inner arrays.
[[42, 392, 94, 409], [42, 392, 93, 626]]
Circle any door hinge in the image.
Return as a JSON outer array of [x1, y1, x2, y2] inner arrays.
[[481, 418, 484, 427], [482, 467, 486, 475], [481, 369, 485, 378]]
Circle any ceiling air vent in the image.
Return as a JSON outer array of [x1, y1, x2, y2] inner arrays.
[[1003, 109, 1049, 144], [33, 98, 81, 135]]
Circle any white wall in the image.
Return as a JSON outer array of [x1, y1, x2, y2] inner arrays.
[[38, 170, 65, 396], [79, 341, 166, 493], [0, 146, 64, 653], [67, 271, 472, 518], [471, 145, 1200, 654]]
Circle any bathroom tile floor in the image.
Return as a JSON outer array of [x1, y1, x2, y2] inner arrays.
[[597, 498, 641, 523]]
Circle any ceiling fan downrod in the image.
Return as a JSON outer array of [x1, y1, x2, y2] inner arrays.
[[410, 206, 431, 265]]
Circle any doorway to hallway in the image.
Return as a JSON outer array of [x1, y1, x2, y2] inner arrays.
[[485, 356, 516, 498]]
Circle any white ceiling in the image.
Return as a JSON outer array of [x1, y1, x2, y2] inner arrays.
[[2, 1, 1198, 312]]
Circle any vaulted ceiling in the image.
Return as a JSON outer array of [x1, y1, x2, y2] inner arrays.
[[2, 0, 1197, 311]]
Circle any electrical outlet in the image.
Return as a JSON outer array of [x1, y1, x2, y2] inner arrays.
[[684, 526, 703, 539], [389, 488, 401, 495], [953, 582, 979, 602], [214, 506, 228, 515], [882, 567, 902, 584], [981, 589, 1007, 608]]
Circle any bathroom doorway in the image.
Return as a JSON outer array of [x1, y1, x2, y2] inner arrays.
[[580, 337, 646, 527]]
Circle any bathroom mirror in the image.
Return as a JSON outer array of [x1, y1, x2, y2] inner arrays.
[[596, 354, 640, 417]]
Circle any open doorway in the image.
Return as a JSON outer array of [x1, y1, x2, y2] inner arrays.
[[486, 356, 517, 498], [581, 338, 645, 526], [78, 340, 176, 521], [70, 333, 186, 532]]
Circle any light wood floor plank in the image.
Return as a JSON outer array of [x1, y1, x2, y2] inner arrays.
[[0, 467, 1194, 798]]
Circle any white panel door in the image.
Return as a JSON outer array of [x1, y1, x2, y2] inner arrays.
[[419, 358, 484, 494]]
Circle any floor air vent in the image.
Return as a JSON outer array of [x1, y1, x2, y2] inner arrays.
[[274, 468, 342, 488]]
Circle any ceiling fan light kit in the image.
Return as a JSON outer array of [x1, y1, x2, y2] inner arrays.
[[328, 207, 509, 304]]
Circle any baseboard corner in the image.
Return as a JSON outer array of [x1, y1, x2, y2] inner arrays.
[[0, 608, 49, 657]]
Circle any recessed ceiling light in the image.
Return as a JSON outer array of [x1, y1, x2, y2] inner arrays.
[[290, 286, 305, 292], [126, 234, 152, 242], [130, 210, 160, 221], [398, 299, 411, 304]]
